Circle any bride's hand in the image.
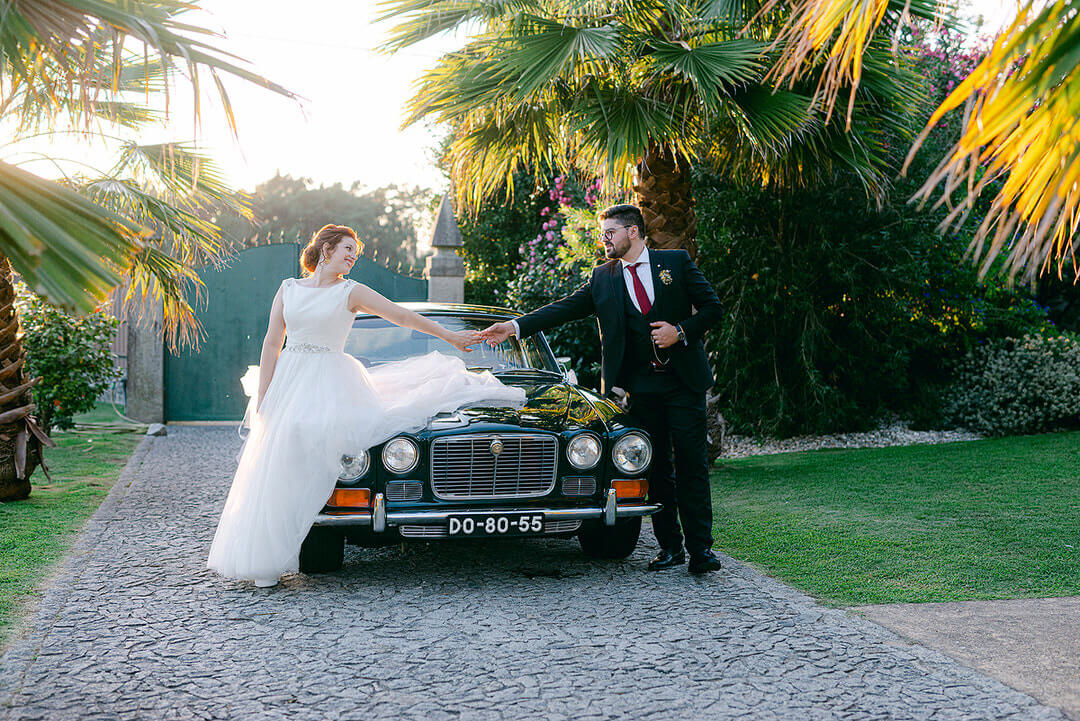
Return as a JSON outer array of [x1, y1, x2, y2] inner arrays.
[[445, 329, 480, 353]]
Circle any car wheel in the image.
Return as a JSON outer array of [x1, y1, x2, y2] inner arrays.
[[577, 516, 641, 559], [299, 526, 345, 573]]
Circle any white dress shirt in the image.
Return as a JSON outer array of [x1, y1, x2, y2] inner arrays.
[[509, 247, 683, 343]]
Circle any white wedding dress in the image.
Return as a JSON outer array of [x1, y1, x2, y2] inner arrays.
[[206, 277, 527, 583]]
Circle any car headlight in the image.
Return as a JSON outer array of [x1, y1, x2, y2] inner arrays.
[[566, 433, 601, 469], [339, 450, 370, 481], [612, 433, 651, 474], [382, 437, 419, 473]]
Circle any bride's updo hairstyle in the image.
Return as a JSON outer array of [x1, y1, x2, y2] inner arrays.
[[300, 224, 363, 275]]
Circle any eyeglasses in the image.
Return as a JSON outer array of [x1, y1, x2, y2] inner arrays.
[[600, 225, 633, 241]]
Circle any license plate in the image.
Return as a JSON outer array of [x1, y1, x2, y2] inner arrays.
[[447, 513, 545, 536]]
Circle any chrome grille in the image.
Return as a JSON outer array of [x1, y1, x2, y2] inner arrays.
[[431, 434, 557, 499], [385, 480, 423, 502], [561, 477, 597, 497], [545, 520, 582, 533], [399, 525, 447, 538]]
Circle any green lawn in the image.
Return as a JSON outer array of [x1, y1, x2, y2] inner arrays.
[[712, 432, 1080, 606], [0, 412, 140, 651]]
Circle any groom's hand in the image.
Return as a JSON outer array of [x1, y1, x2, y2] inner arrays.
[[650, 321, 680, 349], [480, 321, 514, 346]]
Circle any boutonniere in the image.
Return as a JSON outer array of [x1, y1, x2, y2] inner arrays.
[[659, 269, 673, 285]]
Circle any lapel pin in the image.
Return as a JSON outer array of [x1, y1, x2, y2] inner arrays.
[[659, 269, 673, 285]]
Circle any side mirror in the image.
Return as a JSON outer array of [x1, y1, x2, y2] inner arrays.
[[555, 356, 578, 385]]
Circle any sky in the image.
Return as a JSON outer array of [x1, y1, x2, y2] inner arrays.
[[15, 0, 1022, 196]]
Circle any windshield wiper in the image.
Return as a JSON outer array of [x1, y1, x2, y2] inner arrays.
[[491, 368, 563, 378]]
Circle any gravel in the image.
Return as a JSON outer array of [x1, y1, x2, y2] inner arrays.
[[0, 426, 1063, 721], [719, 420, 982, 460]]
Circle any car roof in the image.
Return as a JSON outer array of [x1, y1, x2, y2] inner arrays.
[[353, 302, 522, 319]]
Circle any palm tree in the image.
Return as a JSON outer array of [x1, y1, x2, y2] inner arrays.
[[0, 1, 296, 499], [756, 0, 1080, 285], [379, 0, 928, 255]]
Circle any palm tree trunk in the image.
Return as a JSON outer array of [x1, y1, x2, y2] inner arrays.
[[0, 253, 44, 501], [634, 143, 698, 258]]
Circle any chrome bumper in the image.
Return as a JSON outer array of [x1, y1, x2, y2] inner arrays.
[[313, 489, 660, 530]]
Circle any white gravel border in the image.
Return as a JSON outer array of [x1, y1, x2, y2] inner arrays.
[[720, 420, 982, 459]]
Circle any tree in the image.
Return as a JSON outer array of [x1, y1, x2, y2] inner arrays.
[[0, 1, 294, 499], [214, 174, 434, 272], [379, 0, 927, 255], [759, 0, 1080, 285]]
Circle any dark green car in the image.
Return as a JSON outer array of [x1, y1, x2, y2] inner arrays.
[[300, 303, 659, 572]]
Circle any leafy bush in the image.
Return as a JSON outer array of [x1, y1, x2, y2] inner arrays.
[[690, 25, 1054, 437], [504, 176, 604, 388], [943, 334, 1080, 436], [15, 285, 121, 432], [458, 172, 539, 307]]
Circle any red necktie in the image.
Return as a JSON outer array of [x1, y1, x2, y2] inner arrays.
[[627, 262, 652, 315]]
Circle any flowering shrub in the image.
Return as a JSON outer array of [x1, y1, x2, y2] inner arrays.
[[943, 334, 1080, 436], [15, 283, 121, 432], [505, 175, 605, 387]]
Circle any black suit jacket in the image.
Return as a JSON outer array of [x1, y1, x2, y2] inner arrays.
[[515, 249, 723, 395]]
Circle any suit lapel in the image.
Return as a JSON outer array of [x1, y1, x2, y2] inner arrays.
[[604, 260, 625, 332]]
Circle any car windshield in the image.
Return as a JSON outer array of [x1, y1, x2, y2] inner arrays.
[[345, 315, 561, 374]]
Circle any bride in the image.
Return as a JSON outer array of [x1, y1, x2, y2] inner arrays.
[[206, 224, 527, 588]]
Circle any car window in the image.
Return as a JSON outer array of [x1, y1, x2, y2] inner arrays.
[[345, 315, 560, 372]]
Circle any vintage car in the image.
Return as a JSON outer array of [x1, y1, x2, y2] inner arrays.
[[298, 302, 659, 572]]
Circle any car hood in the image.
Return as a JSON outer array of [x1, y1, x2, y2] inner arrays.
[[427, 379, 608, 434]]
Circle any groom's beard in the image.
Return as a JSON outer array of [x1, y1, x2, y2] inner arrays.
[[604, 240, 630, 259]]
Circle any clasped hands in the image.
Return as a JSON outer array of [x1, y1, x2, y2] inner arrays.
[[473, 321, 680, 348]]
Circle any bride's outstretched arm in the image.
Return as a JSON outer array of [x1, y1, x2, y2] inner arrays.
[[348, 283, 476, 352], [257, 287, 287, 409]]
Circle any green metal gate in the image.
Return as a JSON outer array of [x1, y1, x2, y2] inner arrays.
[[164, 243, 428, 421]]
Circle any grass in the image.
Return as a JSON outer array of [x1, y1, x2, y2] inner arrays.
[[0, 405, 141, 651], [711, 431, 1080, 606]]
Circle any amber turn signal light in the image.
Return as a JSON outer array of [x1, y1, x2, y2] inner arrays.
[[326, 488, 372, 508], [612, 479, 648, 500]]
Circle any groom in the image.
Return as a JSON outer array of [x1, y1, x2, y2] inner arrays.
[[480, 204, 725, 573]]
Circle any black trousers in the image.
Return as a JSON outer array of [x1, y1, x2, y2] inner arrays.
[[626, 383, 714, 554]]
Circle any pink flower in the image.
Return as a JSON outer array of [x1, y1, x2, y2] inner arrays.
[[545, 231, 555, 241]]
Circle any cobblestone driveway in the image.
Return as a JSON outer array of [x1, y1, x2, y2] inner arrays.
[[0, 427, 1065, 720]]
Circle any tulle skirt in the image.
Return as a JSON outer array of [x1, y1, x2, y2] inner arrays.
[[206, 350, 527, 582]]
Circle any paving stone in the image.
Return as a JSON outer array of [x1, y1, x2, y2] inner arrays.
[[0, 427, 1068, 720]]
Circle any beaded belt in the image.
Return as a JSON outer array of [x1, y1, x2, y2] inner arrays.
[[284, 343, 333, 353]]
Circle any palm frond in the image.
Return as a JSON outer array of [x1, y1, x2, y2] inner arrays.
[[905, 0, 1080, 284], [499, 15, 623, 98], [756, 0, 946, 128], [641, 37, 767, 114], [377, 0, 540, 50], [0, 161, 146, 312], [0, 0, 297, 133]]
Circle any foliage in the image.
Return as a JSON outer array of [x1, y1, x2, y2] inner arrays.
[[15, 286, 121, 432], [457, 172, 541, 307], [0, 0, 293, 321], [380, 0, 924, 213], [943, 334, 1080, 437], [505, 176, 606, 387], [213, 174, 434, 273], [766, 0, 1080, 283], [692, 23, 1053, 436], [695, 174, 1042, 437]]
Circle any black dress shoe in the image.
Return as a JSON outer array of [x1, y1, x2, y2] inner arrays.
[[648, 548, 686, 571], [688, 549, 724, 574]]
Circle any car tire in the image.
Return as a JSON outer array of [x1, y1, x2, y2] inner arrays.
[[577, 516, 641, 559], [299, 526, 345, 573]]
